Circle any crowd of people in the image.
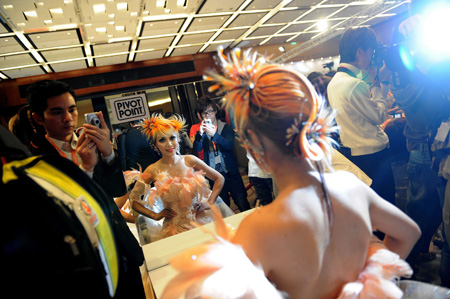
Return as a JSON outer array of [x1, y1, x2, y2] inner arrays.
[[3, 0, 450, 297]]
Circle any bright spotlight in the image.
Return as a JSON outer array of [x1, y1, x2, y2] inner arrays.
[[418, 1, 450, 61]]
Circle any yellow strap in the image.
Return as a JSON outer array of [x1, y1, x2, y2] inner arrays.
[[2, 157, 119, 293]]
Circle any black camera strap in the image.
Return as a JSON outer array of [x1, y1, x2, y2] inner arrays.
[[337, 66, 357, 78]]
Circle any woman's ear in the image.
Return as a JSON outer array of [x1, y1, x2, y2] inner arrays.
[[32, 112, 44, 126], [246, 129, 263, 150]]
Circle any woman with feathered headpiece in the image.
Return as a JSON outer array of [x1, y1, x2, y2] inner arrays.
[[161, 49, 421, 299], [125, 113, 234, 242]]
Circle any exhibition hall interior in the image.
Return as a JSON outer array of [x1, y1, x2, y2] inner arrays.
[[1, 0, 449, 298]]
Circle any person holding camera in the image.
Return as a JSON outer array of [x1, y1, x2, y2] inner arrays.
[[193, 96, 251, 212], [327, 27, 396, 206], [26, 79, 127, 199], [385, 0, 450, 286]]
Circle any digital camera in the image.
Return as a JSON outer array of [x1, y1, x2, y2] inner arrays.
[[85, 113, 101, 128], [372, 42, 412, 89]]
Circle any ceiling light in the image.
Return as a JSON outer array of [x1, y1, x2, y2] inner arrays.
[[64, 0, 73, 4], [17, 23, 26, 26], [24, 11, 38, 18], [48, 24, 77, 31], [108, 21, 115, 25], [165, 9, 171, 13], [44, 20, 52, 25], [35, 2, 44, 6], [317, 20, 328, 31], [279, 46, 285, 52], [116, 25, 125, 31], [108, 14, 115, 18], [85, 23, 92, 26], [177, 0, 186, 6], [3, 5, 13, 9], [130, 12, 138, 16], [93, 4, 105, 14], [96, 27, 107, 33], [50, 8, 63, 15], [156, 0, 166, 8], [148, 98, 171, 107], [117, 3, 128, 11]]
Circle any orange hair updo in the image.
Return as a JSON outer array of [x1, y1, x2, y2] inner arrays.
[[138, 113, 186, 144], [204, 48, 338, 167]]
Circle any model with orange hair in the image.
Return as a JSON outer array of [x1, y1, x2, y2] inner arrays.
[[124, 113, 233, 242], [161, 49, 421, 298]]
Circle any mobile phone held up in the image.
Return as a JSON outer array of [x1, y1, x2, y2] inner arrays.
[[203, 119, 211, 125], [85, 113, 101, 128]]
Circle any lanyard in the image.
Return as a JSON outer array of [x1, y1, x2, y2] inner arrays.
[[337, 66, 357, 78], [45, 134, 79, 166]]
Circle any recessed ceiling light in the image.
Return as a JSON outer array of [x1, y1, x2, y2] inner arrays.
[[24, 11, 38, 18], [35, 2, 44, 6], [130, 12, 137, 16], [165, 9, 171, 13], [50, 8, 63, 14], [3, 5, 13, 9], [116, 25, 125, 31], [93, 4, 105, 14], [156, 0, 166, 8], [108, 14, 115, 18], [108, 21, 115, 25], [117, 3, 128, 11], [64, 0, 73, 4], [44, 20, 52, 24], [96, 27, 107, 33], [177, 0, 186, 6], [17, 23, 26, 26]]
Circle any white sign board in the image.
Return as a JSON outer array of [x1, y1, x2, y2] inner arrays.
[[109, 94, 150, 124]]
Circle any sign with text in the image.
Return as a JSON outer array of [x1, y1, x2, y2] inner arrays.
[[109, 94, 150, 124]]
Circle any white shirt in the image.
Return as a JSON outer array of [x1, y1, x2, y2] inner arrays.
[[247, 152, 272, 179], [327, 63, 389, 156]]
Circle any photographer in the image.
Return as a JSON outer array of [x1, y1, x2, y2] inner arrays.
[[327, 27, 396, 206], [193, 96, 251, 212], [385, 0, 450, 287], [27, 79, 127, 199]]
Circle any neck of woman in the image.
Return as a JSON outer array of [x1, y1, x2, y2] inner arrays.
[[268, 152, 319, 193]]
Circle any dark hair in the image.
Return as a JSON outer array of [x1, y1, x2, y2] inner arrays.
[[8, 105, 46, 148], [339, 27, 378, 63], [195, 96, 219, 115], [307, 71, 322, 83], [26, 80, 76, 118]]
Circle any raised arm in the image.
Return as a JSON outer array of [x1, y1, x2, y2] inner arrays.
[[368, 186, 421, 259]]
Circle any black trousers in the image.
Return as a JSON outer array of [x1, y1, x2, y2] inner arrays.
[[348, 147, 396, 205]]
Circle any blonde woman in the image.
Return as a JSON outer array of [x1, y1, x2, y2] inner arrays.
[[162, 49, 421, 299]]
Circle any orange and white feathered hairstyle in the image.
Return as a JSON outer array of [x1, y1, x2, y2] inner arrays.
[[138, 113, 186, 143], [204, 47, 338, 169]]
